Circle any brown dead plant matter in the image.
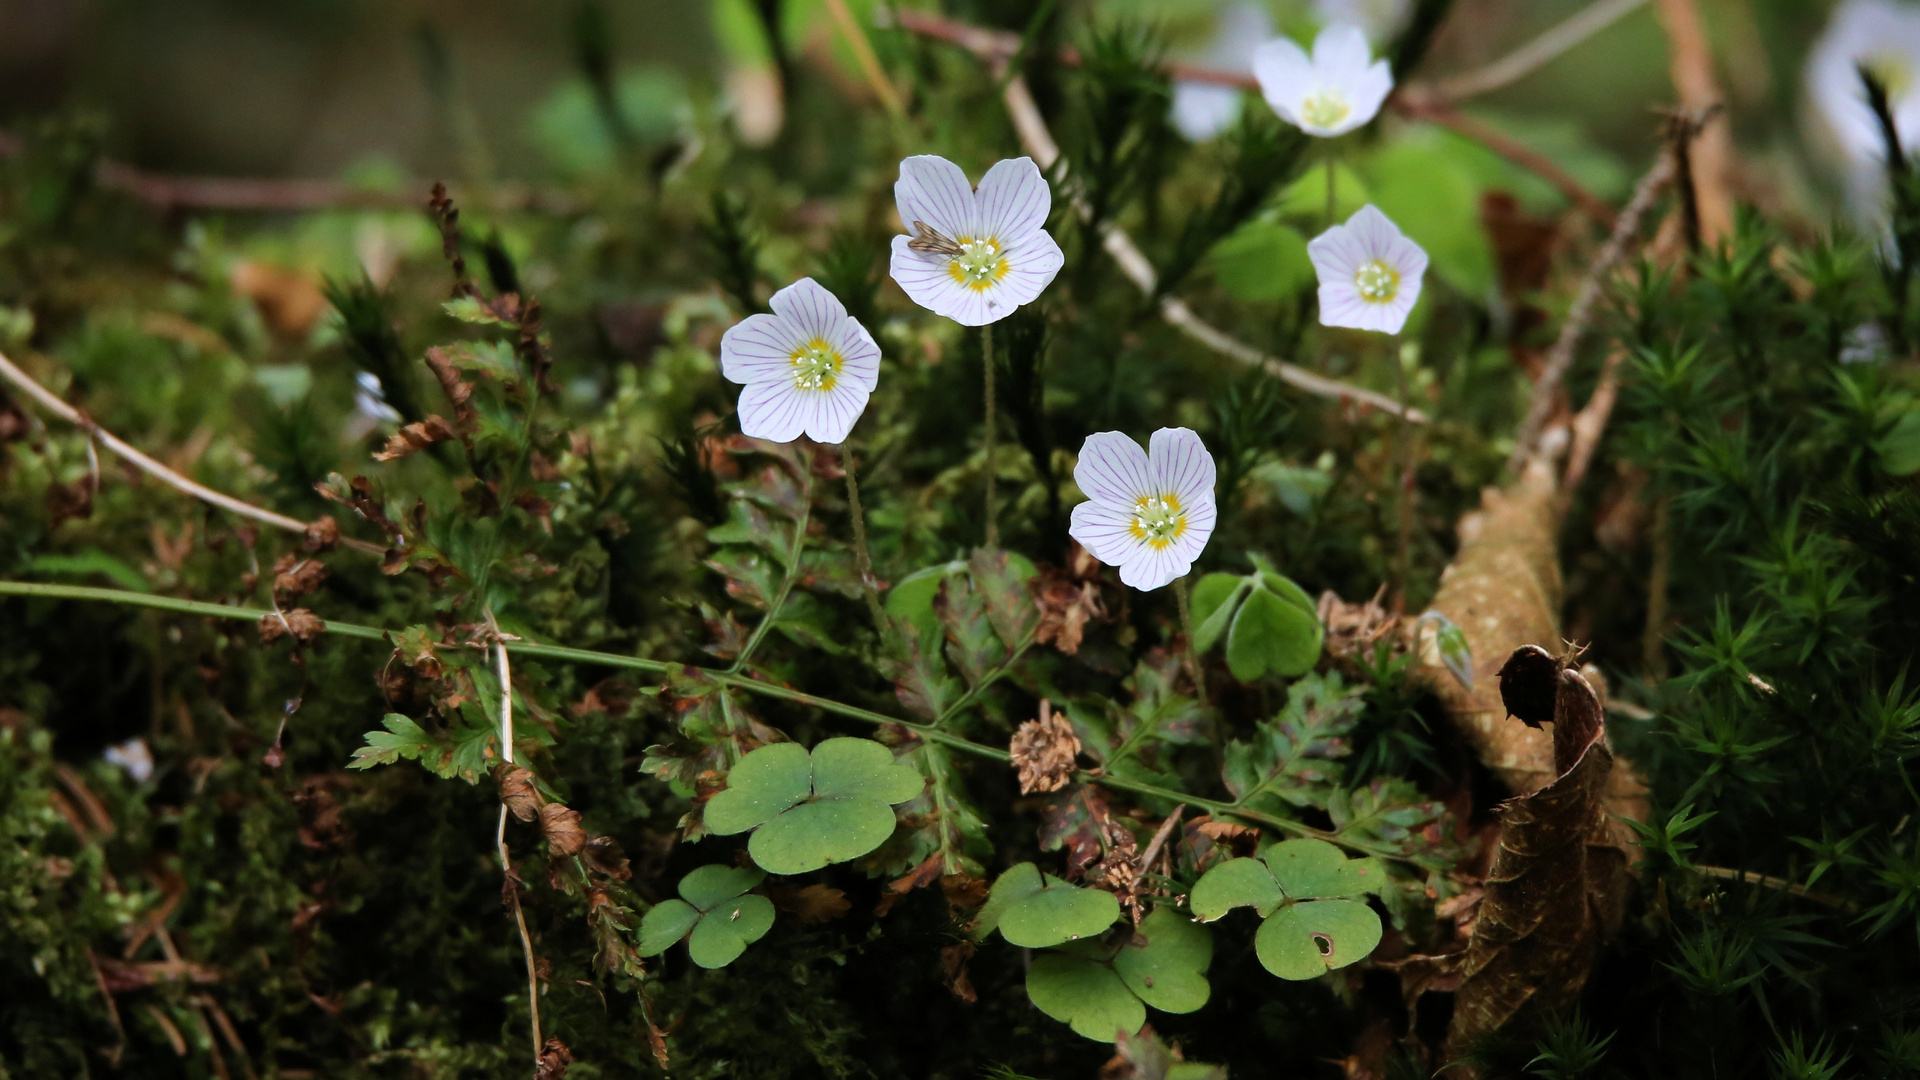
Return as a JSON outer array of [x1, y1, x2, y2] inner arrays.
[[1010, 699, 1081, 794]]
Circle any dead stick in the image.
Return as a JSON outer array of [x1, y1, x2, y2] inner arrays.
[[489, 616, 543, 1072], [1433, 0, 1650, 101], [1508, 154, 1674, 472], [0, 350, 384, 556], [1692, 864, 1858, 912], [1652, 0, 1734, 245], [1561, 348, 1627, 492], [995, 71, 1426, 422]]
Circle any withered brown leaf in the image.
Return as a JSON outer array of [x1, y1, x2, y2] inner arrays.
[[770, 882, 851, 925], [1442, 647, 1632, 1061], [1009, 700, 1080, 795], [539, 803, 587, 857], [371, 414, 460, 462]]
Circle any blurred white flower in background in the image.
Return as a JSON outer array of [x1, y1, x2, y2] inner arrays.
[[1309, 204, 1428, 334], [1170, 2, 1273, 141], [1253, 23, 1394, 138], [1312, 0, 1411, 43], [104, 737, 153, 783], [1808, 0, 1920, 166]]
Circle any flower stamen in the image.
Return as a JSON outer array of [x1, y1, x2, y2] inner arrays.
[[1299, 89, 1353, 130], [789, 338, 843, 393], [1353, 260, 1400, 305], [1127, 492, 1187, 551], [946, 236, 1010, 292]]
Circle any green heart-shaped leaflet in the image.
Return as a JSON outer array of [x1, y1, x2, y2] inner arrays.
[[1264, 838, 1383, 899], [703, 738, 924, 875], [635, 864, 775, 969], [1189, 574, 1251, 655], [1226, 585, 1322, 682], [1254, 899, 1381, 980], [972, 862, 1120, 948], [1026, 907, 1213, 1042], [1188, 856, 1284, 922]]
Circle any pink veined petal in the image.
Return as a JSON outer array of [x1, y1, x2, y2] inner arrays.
[[736, 380, 808, 443], [976, 157, 1053, 248], [896, 155, 979, 241], [889, 236, 994, 325], [1318, 283, 1374, 331], [769, 277, 848, 343], [804, 382, 870, 444], [1251, 36, 1314, 115], [1311, 24, 1376, 82], [1345, 204, 1405, 258], [1074, 431, 1155, 508], [1171, 500, 1217, 565], [1308, 224, 1367, 279], [831, 319, 883, 394], [986, 230, 1065, 314], [1069, 500, 1143, 567], [1117, 544, 1184, 591], [720, 313, 805, 385], [1148, 427, 1218, 509], [1387, 234, 1431, 283]]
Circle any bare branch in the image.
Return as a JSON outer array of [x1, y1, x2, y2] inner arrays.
[[1434, 0, 1651, 101]]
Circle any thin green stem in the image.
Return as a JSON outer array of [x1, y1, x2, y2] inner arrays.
[[1325, 155, 1337, 226], [842, 450, 888, 631], [731, 455, 816, 672], [0, 579, 1417, 860], [933, 629, 1036, 729], [981, 322, 998, 549], [1172, 576, 1205, 703]]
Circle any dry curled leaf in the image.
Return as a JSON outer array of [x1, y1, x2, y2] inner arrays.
[[273, 554, 329, 604], [497, 766, 542, 822], [372, 414, 459, 462], [534, 1037, 573, 1080], [540, 803, 587, 857], [770, 883, 851, 925], [302, 515, 340, 552], [1010, 700, 1080, 795], [1442, 646, 1632, 1063], [423, 346, 476, 423], [940, 941, 978, 1003], [259, 608, 326, 645]]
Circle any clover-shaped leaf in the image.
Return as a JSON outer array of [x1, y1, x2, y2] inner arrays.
[[1026, 908, 1213, 1041], [1189, 838, 1384, 981], [636, 864, 775, 969], [972, 862, 1120, 948], [704, 738, 923, 875], [1190, 554, 1324, 682]]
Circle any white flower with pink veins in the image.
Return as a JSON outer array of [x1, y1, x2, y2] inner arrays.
[[1068, 428, 1218, 592], [719, 277, 880, 444], [1309, 204, 1429, 335], [887, 154, 1065, 326]]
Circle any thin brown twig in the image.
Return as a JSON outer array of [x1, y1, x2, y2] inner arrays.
[[486, 612, 543, 1073], [820, 0, 908, 119], [1561, 348, 1627, 492], [1693, 864, 1859, 913], [1508, 153, 1674, 472], [1432, 0, 1651, 101], [1653, 0, 1735, 245], [0, 350, 384, 556], [994, 69, 1427, 422]]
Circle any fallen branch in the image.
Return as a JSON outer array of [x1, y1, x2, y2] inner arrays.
[[1432, 0, 1651, 101], [488, 613, 544, 1074], [1693, 864, 1859, 913], [0, 350, 384, 556]]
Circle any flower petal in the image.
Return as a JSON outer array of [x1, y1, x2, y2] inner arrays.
[[889, 236, 995, 325], [1344, 204, 1405, 257], [720, 313, 806, 385], [1069, 500, 1144, 568], [768, 277, 848, 344], [802, 382, 871, 444], [988, 229, 1065, 314], [1074, 431, 1154, 507], [1148, 427, 1217, 511], [1252, 36, 1314, 120], [736, 380, 808, 443], [895, 155, 979, 240], [830, 318, 882, 395], [1311, 23, 1376, 81], [975, 157, 1052, 247], [1117, 543, 1187, 591]]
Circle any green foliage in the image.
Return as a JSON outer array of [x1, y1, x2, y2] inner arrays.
[[1191, 839, 1385, 980], [703, 737, 924, 874], [1025, 908, 1212, 1041], [637, 865, 775, 968], [1190, 553, 1324, 681], [973, 862, 1120, 948]]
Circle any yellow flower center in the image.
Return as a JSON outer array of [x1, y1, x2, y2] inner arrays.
[[1864, 51, 1916, 99], [789, 338, 843, 392], [1353, 259, 1400, 304], [1299, 89, 1352, 130], [1127, 493, 1187, 550], [947, 236, 1010, 292]]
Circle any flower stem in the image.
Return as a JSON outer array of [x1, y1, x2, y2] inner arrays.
[[981, 323, 998, 548], [1172, 575, 1206, 702], [1325, 155, 1337, 226], [842, 450, 889, 631]]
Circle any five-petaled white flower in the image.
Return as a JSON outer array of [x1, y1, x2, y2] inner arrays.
[[720, 277, 880, 445], [1308, 204, 1428, 335], [888, 155, 1065, 326], [1808, 0, 1920, 168], [1068, 428, 1218, 592], [1252, 23, 1393, 138]]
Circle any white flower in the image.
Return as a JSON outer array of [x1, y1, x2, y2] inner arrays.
[[1808, 0, 1920, 167], [1252, 23, 1393, 138], [1171, 2, 1272, 141], [1311, 0, 1411, 43], [720, 277, 880, 444], [1308, 204, 1428, 335], [888, 155, 1065, 326], [1068, 428, 1218, 592]]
